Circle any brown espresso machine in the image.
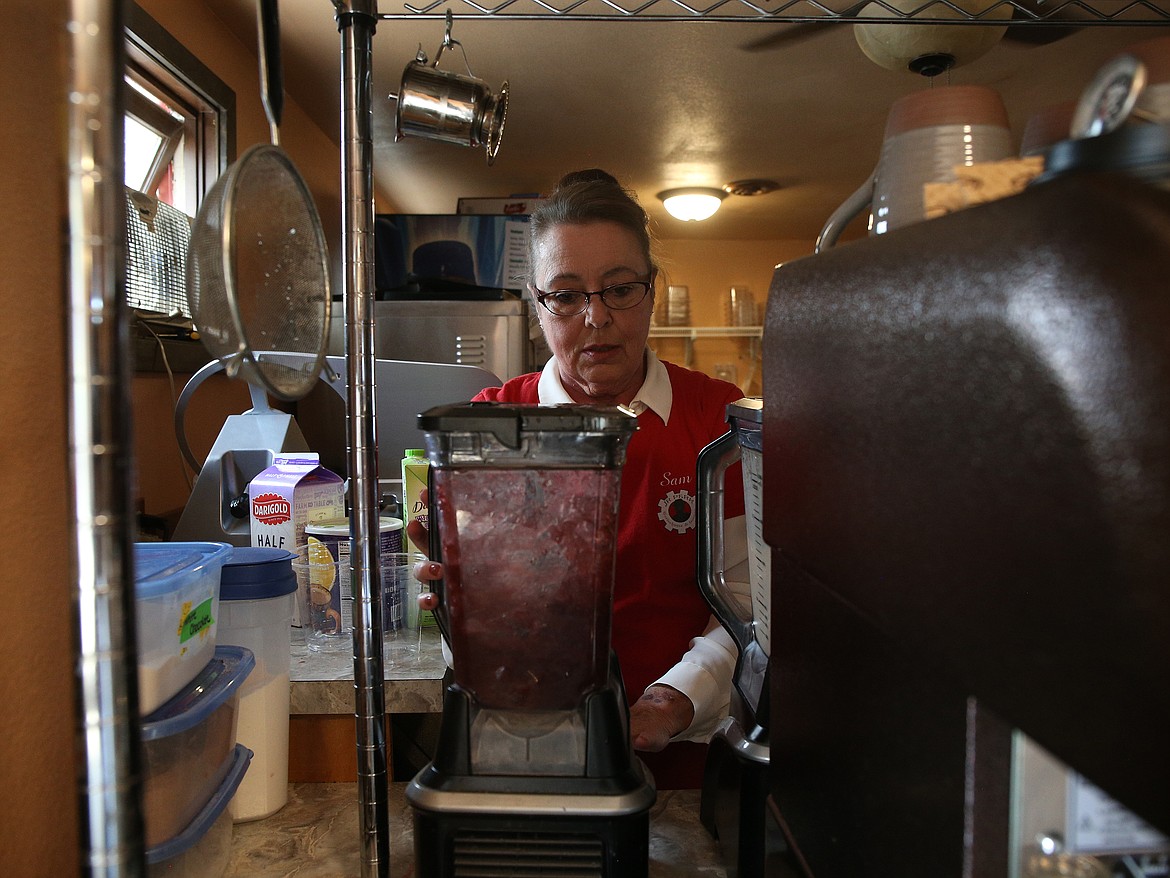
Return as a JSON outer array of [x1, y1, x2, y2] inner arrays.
[[759, 123, 1170, 876], [405, 403, 656, 878]]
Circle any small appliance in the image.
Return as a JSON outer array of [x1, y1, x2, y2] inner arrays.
[[760, 120, 1170, 875], [405, 402, 655, 878]]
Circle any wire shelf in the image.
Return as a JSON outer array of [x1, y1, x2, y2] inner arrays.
[[377, 0, 1170, 25]]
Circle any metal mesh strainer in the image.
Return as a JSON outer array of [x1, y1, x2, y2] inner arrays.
[[187, 144, 330, 400], [185, 0, 330, 402]]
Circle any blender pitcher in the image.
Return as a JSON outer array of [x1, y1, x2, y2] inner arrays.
[[697, 397, 770, 721], [418, 402, 637, 713]]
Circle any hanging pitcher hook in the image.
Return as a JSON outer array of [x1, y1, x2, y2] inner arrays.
[[433, 9, 475, 78]]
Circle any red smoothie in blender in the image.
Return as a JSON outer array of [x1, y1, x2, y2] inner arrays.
[[434, 467, 621, 711]]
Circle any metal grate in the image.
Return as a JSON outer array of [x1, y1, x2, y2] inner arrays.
[[453, 831, 605, 877], [380, 0, 1170, 25], [125, 187, 192, 317]]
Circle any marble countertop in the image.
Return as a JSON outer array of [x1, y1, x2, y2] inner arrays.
[[228, 782, 728, 877], [290, 626, 448, 715]]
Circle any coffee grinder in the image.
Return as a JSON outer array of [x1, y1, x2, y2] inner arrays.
[[695, 398, 786, 877], [405, 402, 656, 878]]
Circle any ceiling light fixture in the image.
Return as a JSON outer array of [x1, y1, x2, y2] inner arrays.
[[658, 187, 727, 222]]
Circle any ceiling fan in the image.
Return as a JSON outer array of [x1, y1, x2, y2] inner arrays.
[[741, 1, 1098, 68]]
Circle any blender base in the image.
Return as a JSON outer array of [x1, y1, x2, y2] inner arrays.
[[406, 667, 656, 877], [409, 783, 654, 878], [700, 717, 787, 878]]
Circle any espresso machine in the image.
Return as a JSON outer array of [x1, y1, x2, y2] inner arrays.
[[695, 398, 787, 877], [759, 121, 1170, 876], [405, 403, 656, 878]]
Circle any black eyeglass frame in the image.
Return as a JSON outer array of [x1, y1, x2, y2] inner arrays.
[[531, 280, 654, 317]]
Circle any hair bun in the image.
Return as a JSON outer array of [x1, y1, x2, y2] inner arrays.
[[555, 168, 621, 191]]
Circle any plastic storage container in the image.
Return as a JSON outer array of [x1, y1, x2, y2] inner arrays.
[[418, 403, 636, 711], [216, 548, 296, 822], [134, 541, 233, 714], [140, 645, 254, 846], [145, 743, 252, 878]]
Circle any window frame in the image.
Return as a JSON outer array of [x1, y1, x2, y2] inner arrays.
[[124, 1, 235, 210]]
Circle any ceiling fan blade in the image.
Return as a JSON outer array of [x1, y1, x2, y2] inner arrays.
[[740, 2, 868, 53], [1001, 0, 1099, 48], [1002, 23, 1081, 46]]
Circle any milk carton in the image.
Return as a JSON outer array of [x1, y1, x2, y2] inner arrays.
[[248, 454, 345, 625]]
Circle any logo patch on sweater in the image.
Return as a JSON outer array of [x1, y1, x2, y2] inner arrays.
[[657, 489, 695, 534]]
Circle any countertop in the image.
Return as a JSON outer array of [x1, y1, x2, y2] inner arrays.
[[290, 626, 448, 715], [227, 782, 727, 877]]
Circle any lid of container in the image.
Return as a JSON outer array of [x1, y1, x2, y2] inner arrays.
[[144, 744, 252, 864], [726, 397, 764, 450], [405, 448, 426, 457], [133, 542, 233, 599], [219, 547, 297, 600], [418, 402, 637, 449], [140, 645, 255, 739], [305, 517, 404, 538]]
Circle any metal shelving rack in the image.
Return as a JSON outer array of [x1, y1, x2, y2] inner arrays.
[[375, 0, 1170, 25]]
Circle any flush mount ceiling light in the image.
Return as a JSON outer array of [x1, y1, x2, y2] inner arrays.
[[658, 187, 727, 222]]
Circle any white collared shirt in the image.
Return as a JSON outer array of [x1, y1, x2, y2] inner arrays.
[[536, 348, 673, 423]]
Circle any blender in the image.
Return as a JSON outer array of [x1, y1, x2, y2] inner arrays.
[[405, 402, 656, 878], [695, 398, 785, 877]]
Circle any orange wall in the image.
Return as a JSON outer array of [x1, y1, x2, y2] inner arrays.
[[653, 237, 814, 396], [1, 1, 80, 873]]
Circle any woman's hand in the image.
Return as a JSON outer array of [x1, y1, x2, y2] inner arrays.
[[629, 684, 695, 752], [406, 488, 443, 609]]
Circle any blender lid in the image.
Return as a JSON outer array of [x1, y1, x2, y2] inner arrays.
[[727, 397, 764, 452], [727, 397, 763, 424], [417, 401, 637, 450]]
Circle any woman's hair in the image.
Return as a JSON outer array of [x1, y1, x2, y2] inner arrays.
[[527, 169, 657, 282]]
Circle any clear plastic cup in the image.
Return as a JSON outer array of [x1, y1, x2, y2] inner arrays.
[[383, 552, 428, 659], [290, 542, 351, 652]]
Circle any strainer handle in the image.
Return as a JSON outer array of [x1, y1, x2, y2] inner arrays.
[[256, 0, 283, 146], [696, 428, 754, 654]]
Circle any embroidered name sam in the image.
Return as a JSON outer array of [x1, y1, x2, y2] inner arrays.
[[659, 471, 692, 488]]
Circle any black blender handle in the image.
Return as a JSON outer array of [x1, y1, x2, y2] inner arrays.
[[696, 428, 754, 655]]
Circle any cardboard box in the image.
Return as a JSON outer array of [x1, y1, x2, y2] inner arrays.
[[248, 455, 345, 624]]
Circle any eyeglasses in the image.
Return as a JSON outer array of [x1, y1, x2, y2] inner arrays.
[[533, 281, 653, 317]]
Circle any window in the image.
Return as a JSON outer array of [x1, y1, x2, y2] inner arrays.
[[123, 2, 233, 319]]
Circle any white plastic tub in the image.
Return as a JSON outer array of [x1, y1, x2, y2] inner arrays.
[[134, 541, 233, 714], [145, 743, 252, 878], [216, 547, 297, 822]]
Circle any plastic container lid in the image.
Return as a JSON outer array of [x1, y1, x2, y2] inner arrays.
[[141, 645, 255, 739], [144, 743, 252, 864], [133, 542, 233, 599], [219, 547, 297, 601], [405, 448, 426, 458]]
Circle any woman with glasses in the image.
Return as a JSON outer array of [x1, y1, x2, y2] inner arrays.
[[414, 168, 748, 789]]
